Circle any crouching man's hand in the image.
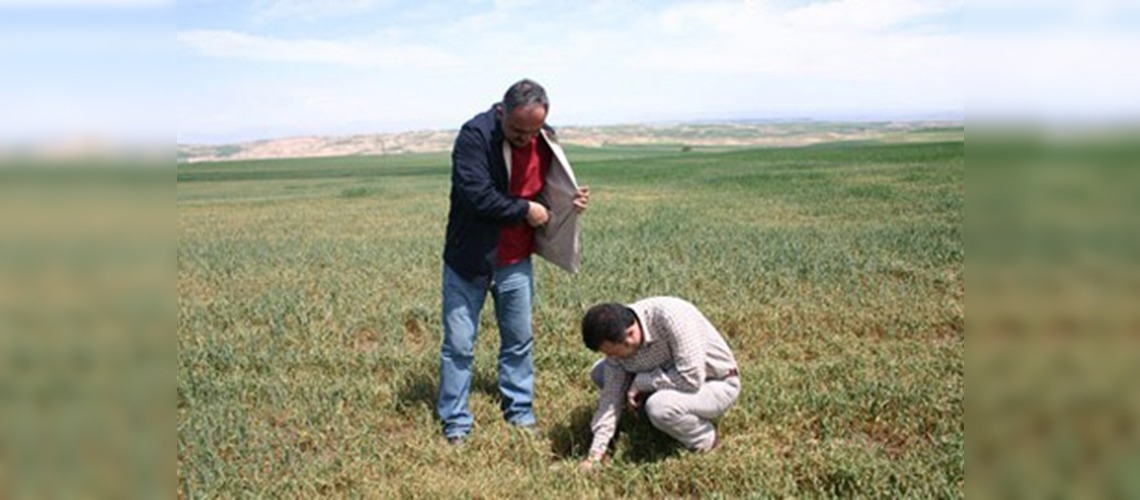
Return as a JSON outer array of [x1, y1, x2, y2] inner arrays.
[[579, 451, 606, 472], [626, 387, 648, 412]]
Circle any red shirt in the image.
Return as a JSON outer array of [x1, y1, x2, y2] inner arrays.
[[497, 136, 551, 266]]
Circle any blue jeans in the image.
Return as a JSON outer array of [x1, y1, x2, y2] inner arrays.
[[438, 259, 536, 438]]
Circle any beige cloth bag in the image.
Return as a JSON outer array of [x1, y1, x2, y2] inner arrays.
[[500, 129, 582, 273]]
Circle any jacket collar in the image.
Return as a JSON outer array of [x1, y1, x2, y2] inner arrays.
[[489, 104, 505, 144], [629, 303, 655, 346]]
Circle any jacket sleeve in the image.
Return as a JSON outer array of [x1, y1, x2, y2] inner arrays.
[[451, 125, 529, 223]]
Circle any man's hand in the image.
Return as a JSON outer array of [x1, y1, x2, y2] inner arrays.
[[526, 201, 550, 227], [572, 186, 590, 213], [579, 452, 605, 472], [626, 387, 644, 412]]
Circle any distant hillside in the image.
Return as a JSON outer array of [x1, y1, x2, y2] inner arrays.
[[177, 120, 963, 163]]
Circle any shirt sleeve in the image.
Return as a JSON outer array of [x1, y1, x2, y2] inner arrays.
[[451, 126, 529, 223], [588, 361, 631, 456]]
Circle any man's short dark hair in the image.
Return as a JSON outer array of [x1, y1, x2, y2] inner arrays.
[[502, 79, 549, 113], [581, 303, 637, 352]]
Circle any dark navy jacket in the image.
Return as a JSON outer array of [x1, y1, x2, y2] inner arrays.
[[443, 105, 554, 283]]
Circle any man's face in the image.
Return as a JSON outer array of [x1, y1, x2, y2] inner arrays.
[[599, 323, 642, 359], [500, 103, 547, 148]]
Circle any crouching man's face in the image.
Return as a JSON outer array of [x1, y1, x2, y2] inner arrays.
[[599, 322, 642, 360]]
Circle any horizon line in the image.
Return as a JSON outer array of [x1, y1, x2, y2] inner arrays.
[[178, 112, 965, 147]]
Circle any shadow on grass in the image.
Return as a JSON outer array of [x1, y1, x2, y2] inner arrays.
[[548, 404, 595, 459], [395, 369, 436, 416], [617, 414, 684, 464], [547, 404, 683, 465], [394, 362, 501, 417], [470, 365, 501, 398]]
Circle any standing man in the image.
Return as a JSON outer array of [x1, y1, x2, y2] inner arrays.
[[578, 297, 742, 470], [439, 79, 589, 445]]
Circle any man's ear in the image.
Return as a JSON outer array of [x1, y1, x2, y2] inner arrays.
[[495, 104, 504, 117], [624, 325, 639, 348]]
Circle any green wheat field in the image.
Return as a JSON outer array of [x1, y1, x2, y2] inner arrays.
[[178, 130, 964, 497]]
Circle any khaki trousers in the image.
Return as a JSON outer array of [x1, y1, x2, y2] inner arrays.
[[590, 360, 741, 451]]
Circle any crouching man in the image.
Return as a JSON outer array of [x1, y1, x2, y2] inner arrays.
[[578, 296, 741, 471]]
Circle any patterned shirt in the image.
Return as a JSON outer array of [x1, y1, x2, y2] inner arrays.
[[588, 296, 740, 455]]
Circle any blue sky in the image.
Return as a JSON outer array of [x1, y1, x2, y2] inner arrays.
[[0, 1, 172, 145], [3, 1, 1137, 146], [175, 0, 966, 143]]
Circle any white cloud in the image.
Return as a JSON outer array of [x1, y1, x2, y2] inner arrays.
[[250, 0, 388, 22], [492, 0, 541, 8], [181, 0, 961, 81], [967, 0, 1140, 121], [177, 0, 965, 140], [628, 0, 961, 81], [175, 74, 482, 142], [177, 29, 460, 68], [0, 28, 169, 54], [969, 32, 1140, 121], [2, 89, 169, 144], [783, 0, 957, 32]]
